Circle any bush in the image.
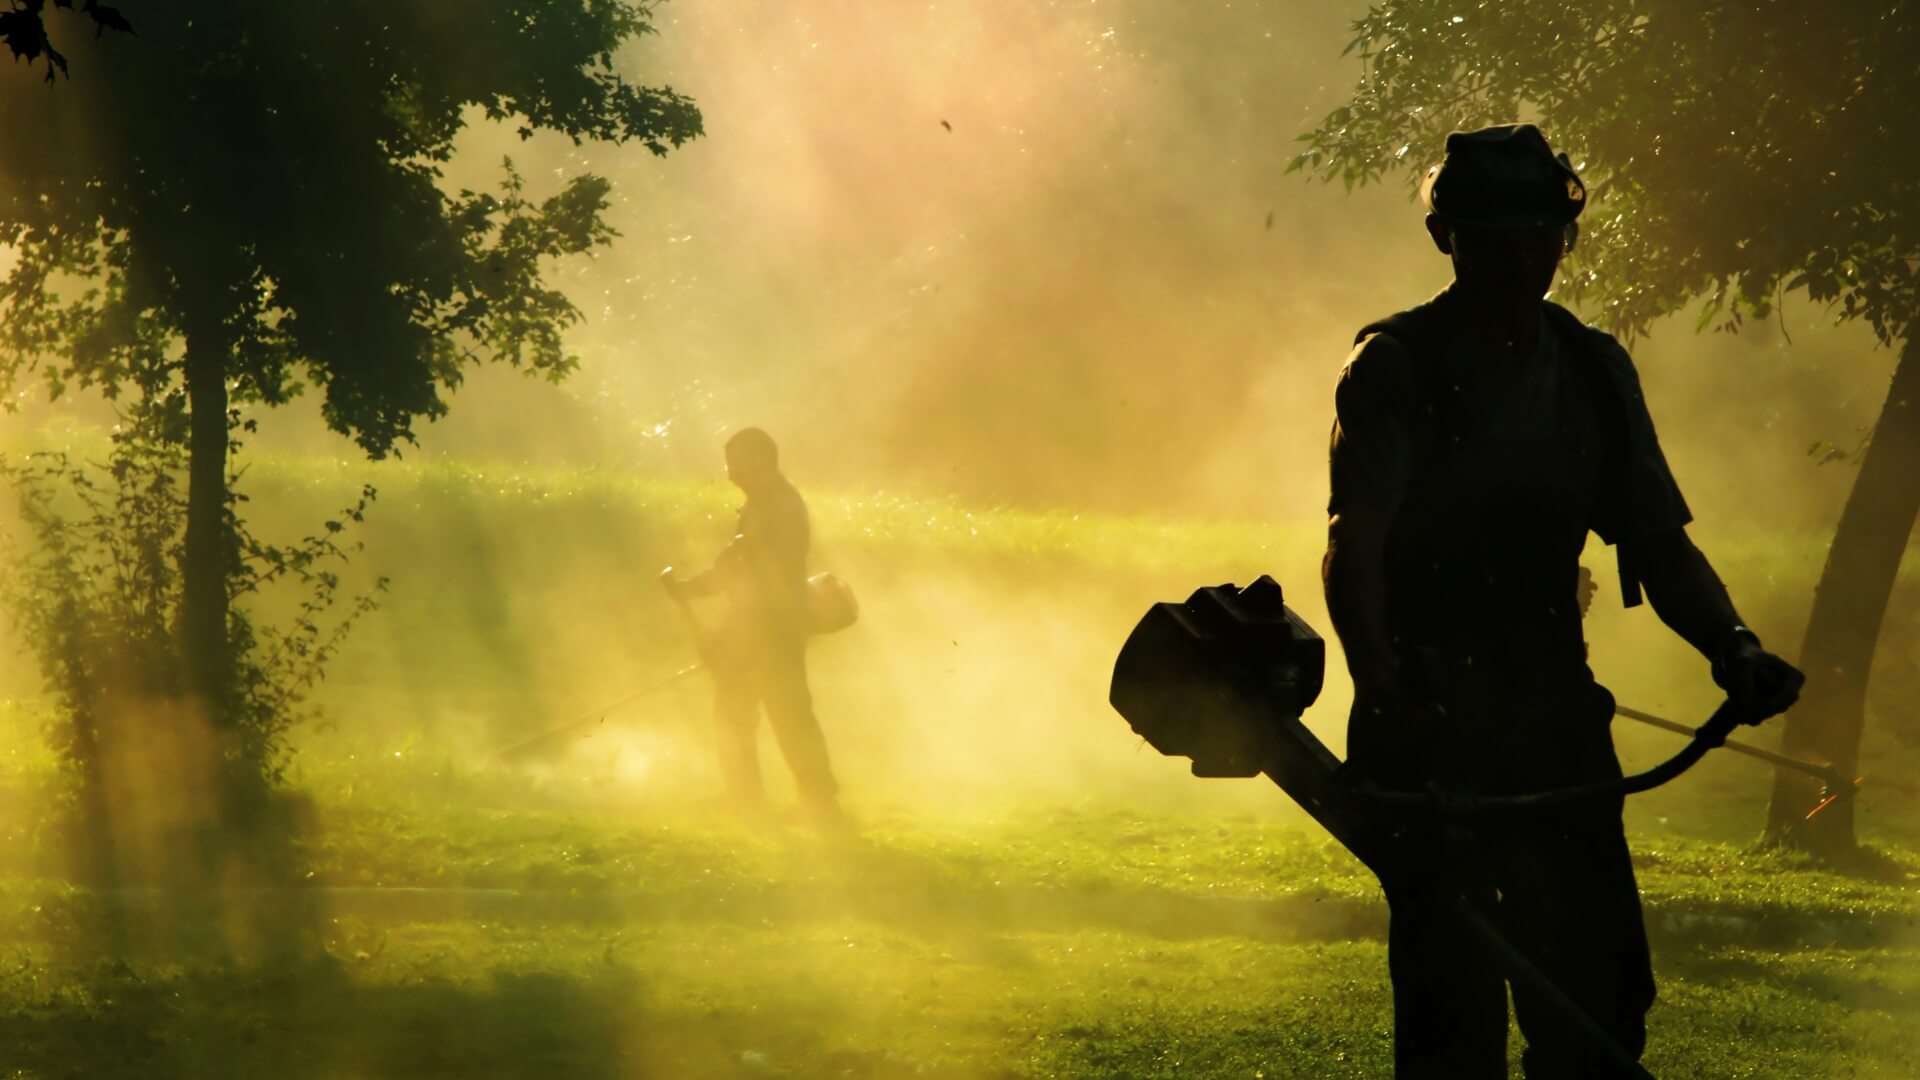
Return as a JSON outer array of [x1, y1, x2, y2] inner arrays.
[[0, 408, 382, 884]]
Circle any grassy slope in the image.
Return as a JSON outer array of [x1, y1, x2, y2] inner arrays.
[[0, 730, 1912, 1078], [293, 767, 1920, 924], [0, 803, 1912, 1078], [236, 453, 1920, 839]]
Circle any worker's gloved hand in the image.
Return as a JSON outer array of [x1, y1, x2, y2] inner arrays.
[[1712, 630, 1805, 724]]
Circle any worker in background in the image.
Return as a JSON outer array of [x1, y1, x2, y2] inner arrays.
[[663, 428, 846, 830]]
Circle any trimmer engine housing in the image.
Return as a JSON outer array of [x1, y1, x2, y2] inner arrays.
[[1109, 576, 1399, 878], [1109, 576, 1324, 777]]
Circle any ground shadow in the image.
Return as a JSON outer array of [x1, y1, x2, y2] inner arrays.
[[1661, 946, 1920, 1016], [0, 959, 644, 1080], [0, 951, 1010, 1080]]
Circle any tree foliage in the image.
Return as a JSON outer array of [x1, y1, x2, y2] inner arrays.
[[0, 0, 133, 82], [0, 1, 701, 809], [1291, 1, 1917, 345], [0, 421, 384, 799], [0, 0, 702, 456]]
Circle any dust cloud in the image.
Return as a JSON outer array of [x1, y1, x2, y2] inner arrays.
[[367, 0, 1899, 824], [1, 0, 1911, 840]]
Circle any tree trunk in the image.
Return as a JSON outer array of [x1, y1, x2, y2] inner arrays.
[[1766, 334, 1920, 851], [181, 326, 232, 745]]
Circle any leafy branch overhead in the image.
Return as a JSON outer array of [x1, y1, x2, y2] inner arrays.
[[0, 0, 133, 82], [0, 0, 703, 457], [0, 1, 701, 801], [1290, 1, 1917, 345]]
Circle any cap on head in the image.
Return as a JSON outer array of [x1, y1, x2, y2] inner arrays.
[[1420, 123, 1586, 229], [725, 426, 778, 469]]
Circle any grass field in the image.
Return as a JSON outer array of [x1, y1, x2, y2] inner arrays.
[[0, 449, 1918, 1077], [0, 703, 1915, 1077], [0, 764, 1914, 1079]]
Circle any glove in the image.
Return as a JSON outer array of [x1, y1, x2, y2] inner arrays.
[[1711, 628, 1805, 724]]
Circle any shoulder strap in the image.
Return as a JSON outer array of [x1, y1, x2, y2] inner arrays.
[[1353, 297, 1446, 351], [1353, 298, 1459, 453], [1541, 301, 1645, 608]]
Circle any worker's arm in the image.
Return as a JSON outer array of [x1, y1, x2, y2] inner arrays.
[[1325, 506, 1406, 706], [1630, 528, 1741, 658], [663, 511, 751, 599], [1324, 332, 1418, 708], [671, 540, 738, 599], [1585, 330, 1804, 721], [1631, 528, 1804, 720]]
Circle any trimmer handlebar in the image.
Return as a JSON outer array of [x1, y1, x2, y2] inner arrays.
[[1356, 698, 1747, 820], [1109, 577, 1755, 833]]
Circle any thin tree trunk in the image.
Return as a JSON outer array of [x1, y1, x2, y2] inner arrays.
[[181, 326, 232, 747], [1767, 335, 1920, 850]]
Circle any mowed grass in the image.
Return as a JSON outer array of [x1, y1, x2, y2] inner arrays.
[[1, 923, 1911, 1079], [0, 722, 1914, 1079], [290, 781, 1920, 926], [0, 794, 1914, 1078], [0, 752, 1915, 1075]]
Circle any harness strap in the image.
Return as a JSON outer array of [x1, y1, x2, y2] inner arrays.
[[1353, 299, 1644, 607]]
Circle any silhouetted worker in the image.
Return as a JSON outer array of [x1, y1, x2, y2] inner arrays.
[[1323, 124, 1803, 1078], [663, 428, 844, 828]]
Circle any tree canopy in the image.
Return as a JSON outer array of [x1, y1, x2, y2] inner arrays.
[[0, 1, 702, 821], [1, 0, 133, 82], [0, 0, 702, 456], [1291, 1, 1917, 345]]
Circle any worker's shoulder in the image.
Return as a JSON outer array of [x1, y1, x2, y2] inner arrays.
[[772, 474, 810, 513], [1542, 301, 1648, 397], [1339, 326, 1417, 400], [1543, 300, 1633, 359], [1342, 293, 1458, 381]]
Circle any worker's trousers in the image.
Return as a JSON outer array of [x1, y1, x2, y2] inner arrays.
[[1383, 804, 1656, 1079], [710, 634, 839, 808]]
